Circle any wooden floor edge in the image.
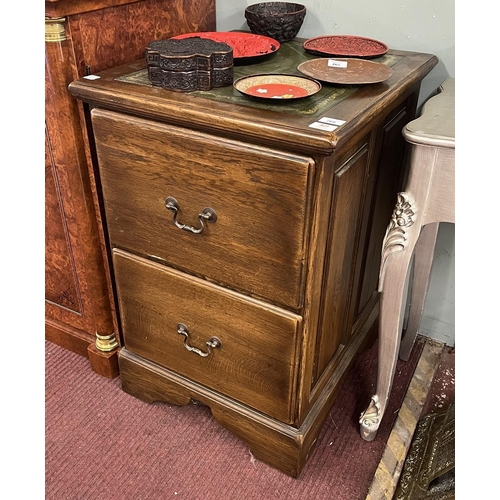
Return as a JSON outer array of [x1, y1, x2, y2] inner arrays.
[[365, 338, 445, 500]]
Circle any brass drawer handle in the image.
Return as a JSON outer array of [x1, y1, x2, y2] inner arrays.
[[165, 196, 217, 234], [177, 323, 222, 358]]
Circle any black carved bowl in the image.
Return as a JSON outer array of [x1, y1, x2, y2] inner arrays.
[[245, 2, 306, 43]]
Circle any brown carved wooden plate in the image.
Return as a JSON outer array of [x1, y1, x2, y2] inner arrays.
[[233, 74, 321, 100], [303, 35, 388, 58], [297, 57, 392, 85], [170, 32, 280, 61]]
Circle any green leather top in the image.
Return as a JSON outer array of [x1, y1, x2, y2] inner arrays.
[[117, 39, 400, 117]]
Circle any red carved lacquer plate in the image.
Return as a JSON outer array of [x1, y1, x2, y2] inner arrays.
[[170, 32, 280, 60], [303, 35, 388, 59], [233, 74, 321, 100]]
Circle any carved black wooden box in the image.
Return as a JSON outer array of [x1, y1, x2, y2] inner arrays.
[[146, 38, 234, 92]]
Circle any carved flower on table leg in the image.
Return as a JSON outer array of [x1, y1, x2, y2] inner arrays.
[[378, 192, 415, 290], [391, 193, 415, 231]]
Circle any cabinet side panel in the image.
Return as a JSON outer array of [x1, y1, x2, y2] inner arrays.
[[45, 25, 117, 344], [45, 132, 82, 313], [357, 103, 412, 314], [314, 142, 369, 380]]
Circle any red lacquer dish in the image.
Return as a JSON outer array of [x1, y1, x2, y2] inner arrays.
[[170, 32, 280, 60], [303, 35, 388, 58], [233, 74, 321, 100]]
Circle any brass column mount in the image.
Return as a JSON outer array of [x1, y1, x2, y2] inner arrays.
[[45, 17, 66, 43], [95, 332, 119, 352]]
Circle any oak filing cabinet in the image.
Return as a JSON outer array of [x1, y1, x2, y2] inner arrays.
[[69, 41, 437, 476]]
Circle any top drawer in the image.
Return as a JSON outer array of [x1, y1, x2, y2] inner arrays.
[[91, 108, 315, 309]]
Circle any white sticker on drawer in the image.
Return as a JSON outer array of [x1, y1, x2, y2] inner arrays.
[[328, 59, 348, 68]]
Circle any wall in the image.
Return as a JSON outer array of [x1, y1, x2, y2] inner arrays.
[[216, 0, 455, 346]]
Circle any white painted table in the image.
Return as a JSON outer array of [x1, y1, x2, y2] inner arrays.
[[359, 78, 455, 441]]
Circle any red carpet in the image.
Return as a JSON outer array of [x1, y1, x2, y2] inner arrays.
[[45, 337, 423, 499]]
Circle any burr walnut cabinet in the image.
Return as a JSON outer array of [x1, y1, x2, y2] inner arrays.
[[45, 0, 216, 377], [69, 42, 437, 475]]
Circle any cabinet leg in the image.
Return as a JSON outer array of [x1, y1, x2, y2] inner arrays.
[[87, 331, 120, 378], [87, 343, 119, 379]]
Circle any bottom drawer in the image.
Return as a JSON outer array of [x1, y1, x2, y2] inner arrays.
[[113, 249, 302, 423]]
